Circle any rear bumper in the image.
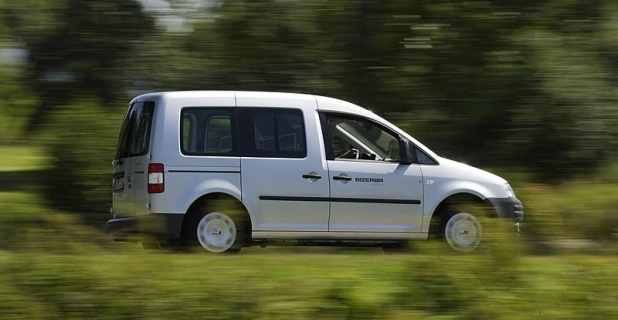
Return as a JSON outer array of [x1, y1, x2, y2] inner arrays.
[[486, 197, 524, 222], [106, 214, 184, 241]]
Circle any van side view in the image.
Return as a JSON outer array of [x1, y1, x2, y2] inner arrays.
[[107, 91, 523, 253]]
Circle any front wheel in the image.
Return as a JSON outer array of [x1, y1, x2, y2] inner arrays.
[[444, 212, 483, 252]]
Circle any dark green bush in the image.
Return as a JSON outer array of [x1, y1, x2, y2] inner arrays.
[[39, 98, 126, 225], [517, 182, 618, 253]]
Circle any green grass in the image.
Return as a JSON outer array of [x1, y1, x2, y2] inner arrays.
[[1, 146, 618, 318], [0, 250, 617, 319]]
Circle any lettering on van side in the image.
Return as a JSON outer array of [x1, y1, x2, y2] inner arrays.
[[355, 177, 384, 183]]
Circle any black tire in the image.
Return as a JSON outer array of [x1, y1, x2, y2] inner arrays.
[[431, 202, 491, 253], [184, 199, 246, 254], [443, 211, 483, 252]]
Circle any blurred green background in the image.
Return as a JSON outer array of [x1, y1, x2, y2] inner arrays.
[[1, 0, 617, 318]]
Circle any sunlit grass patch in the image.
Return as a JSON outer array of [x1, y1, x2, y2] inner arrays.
[[0, 191, 113, 253], [0, 146, 48, 172]]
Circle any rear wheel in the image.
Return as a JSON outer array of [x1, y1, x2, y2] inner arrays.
[[196, 212, 242, 253], [184, 199, 247, 254]]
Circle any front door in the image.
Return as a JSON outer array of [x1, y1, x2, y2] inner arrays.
[[323, 114, 424, 233]]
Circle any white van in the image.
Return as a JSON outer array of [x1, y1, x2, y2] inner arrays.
[[107, 91, 523, 253]]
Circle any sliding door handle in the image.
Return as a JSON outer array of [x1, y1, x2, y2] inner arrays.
[[302, 172, 322, 180], [302, 174, 322, 179]]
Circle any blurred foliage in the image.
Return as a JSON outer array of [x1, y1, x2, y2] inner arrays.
[[1, 0, 154, 129], [0, 71, 37, 144], [0, 146, 46, 172], [0, 192, 113, 253], [0, 248, 618, 319], [1, 2, 618, 317], [0, 187, 617, 319], [520, 181, 618, 251], [39, 98, 125, 223], [0, 146, 617, 318], [0, 1, 617, 210]]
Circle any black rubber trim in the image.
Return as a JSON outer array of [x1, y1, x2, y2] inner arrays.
[[259, 196, 330, 202], [259, 195, 420, 205], [486, 197, 524, 222], [331, 198, 420, 204]]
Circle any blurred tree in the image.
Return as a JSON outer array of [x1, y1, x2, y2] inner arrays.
[[1, 0, 617, 218], [155, 0, 618, 179], [1, 0, 157, 217], [1, 0, 156, 130], [41, 98, 123, 221]]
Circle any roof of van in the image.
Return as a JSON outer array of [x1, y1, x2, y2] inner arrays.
[[130, 90, 377, 117]]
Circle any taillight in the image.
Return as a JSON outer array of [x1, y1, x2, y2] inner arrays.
[[148, 163, 164, 193]]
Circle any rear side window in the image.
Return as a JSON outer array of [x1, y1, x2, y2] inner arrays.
[[116, 101, 155, 159], [239, 108, 306, 158], [181, 108, 237, 155]]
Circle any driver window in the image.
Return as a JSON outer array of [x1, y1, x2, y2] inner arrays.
[[325, 114, 400, 162]]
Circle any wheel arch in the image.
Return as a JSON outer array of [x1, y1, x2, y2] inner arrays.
[[182, 192, 252, 240], [427, 192, 497, 234]]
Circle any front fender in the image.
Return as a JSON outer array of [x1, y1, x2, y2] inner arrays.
[[425, 179, 499, 214]]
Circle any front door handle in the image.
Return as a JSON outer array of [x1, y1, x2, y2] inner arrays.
[[333, 175, 352, 181]]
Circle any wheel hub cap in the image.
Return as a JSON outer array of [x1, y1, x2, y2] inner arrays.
[[445, 212, 482, 252], [197, 212, 238, 253], [211, 227, 222, 238]]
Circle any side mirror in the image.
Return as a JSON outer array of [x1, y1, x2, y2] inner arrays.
[[398, 138, 414, 165]]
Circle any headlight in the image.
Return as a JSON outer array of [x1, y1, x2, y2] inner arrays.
[[504, 183, 515, 198]]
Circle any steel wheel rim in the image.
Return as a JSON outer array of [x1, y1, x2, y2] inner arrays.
[[445, 212, 482, 252], [197, 212, 237, 253]]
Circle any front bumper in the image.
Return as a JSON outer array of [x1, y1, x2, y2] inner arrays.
[[106, 213, 185, 241], [486, 197, 524, 222]]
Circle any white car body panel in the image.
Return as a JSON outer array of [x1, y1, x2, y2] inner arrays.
[[327, 160, 424, 233], [108, 91, 523, 246]]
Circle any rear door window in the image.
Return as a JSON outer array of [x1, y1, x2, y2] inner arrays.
[[116, 101, 155, 159], [180, 108, 237, 155]]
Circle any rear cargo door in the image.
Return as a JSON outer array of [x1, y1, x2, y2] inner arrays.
[[112, 101, 155, 217]]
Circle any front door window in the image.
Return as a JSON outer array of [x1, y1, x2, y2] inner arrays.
[[325, 115, 401, 161]]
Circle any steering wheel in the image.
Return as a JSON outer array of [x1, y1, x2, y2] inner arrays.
[[337, 148, 360, 159]]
